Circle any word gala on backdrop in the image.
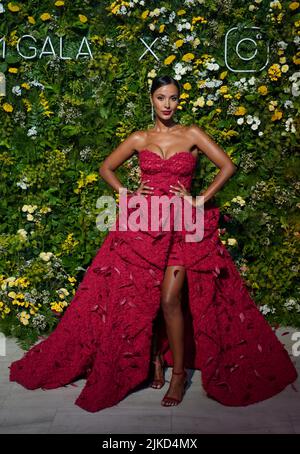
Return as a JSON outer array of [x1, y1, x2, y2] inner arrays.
[[0, 35, 93, 60]]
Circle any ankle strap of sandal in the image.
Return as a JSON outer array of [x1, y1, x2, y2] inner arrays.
[[172, 370, 186, 375]]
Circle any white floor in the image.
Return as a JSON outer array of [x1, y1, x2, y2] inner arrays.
[[0, 327, 299, 434]]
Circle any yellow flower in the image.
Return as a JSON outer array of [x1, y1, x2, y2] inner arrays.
[[164, 54, 176, 65], [192, 16, 208, 24], [234, 106, 247, 116], [85, 173, 98, 184], [8, 291, 17, 299], [55, 0, 65, 6], [177, 9, 186, 15], [271, 109, 283, 121], [182, 53, 195, 62], [57, 288, 70, 298], [8, 2, 20, 12], [21, 82, 30, 90], [194, 96, 205, 107], [281, 64, 289, 73], [17, 277, 30, 288], [2, 103, 13, 112], [79, 14, 88, 23], [183, 82, 191, 90], [141, 10, 149, 19], [206, 100, 214, 106], [175, 39, 184, 48], [268, 63, 281, 80], [289, 2, 299, 10], [220, 71, 228, 80], [219, 85, 228, 94], [28, 16, 35, 24], [180, 92, 189, 99], [19, 311, 30, 325], [68, 276, 77, 284], [22, 99, 32, 112], [40, 13, 51, 21], [192, 37, 200, 48], [293, 53, 300, 65], [61, 233, 79, 252], [227, 238, 237, 246], [159, 24, 165, 33], [8, 67, 18, 73], [258, 85, 268, 95]]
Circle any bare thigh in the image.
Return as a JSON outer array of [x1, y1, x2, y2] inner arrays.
[[161, 265, 186, 310]]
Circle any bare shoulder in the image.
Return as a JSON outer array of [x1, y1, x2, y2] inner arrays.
[[188, 124, 206, 137], [125, 129, 147, 151]]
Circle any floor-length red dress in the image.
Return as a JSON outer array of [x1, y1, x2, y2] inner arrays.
[[9, 149, 298, 412]]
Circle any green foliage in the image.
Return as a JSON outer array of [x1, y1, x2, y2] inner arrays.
[[0, 0, 299, 348]]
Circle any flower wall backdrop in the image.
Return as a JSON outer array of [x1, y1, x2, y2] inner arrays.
[[0, 0, 299, 349]]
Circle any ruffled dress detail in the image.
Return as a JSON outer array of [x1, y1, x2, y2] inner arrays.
[[9, 150, 298, 412]]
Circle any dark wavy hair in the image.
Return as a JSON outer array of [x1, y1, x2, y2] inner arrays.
[[150, 75, 181, 97]]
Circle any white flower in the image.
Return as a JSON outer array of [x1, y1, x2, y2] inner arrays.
[[285, 118, 296, 133], [39, 252, 53, 262], [237, 117, 244, 125], [284, 100, 294, 108], [27, 213, 34, 221], [206, 62, 219, 71], [260, 304, 275, 315], [232, 196, 246, 206], [260, 304, 271, 315], [16, 177, 28, 190], [227, 238, 237, 246], [17, 229, 27, 240], [147, 69, 157, 78], [30, 80, 45, 90], [12, 85, 22, 96], [251, 123, 259, 130], [277, 40, 288, 50], [246, 115, 254, 124], [0, 3, 5, 14], [169, 11, 176, 22], [27, 126, 37, 137], [57, 288, 70, 298]]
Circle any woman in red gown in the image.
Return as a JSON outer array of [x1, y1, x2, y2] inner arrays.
[[9, 75, 298, 412]]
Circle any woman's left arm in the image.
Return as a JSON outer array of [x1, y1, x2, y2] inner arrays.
[[190, 124, 237, 205]]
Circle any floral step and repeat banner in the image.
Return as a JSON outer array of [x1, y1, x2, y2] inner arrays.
[[0, 0, 299, 349]]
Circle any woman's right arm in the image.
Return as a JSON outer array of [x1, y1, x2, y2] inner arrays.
[[99, 131, 144, 193]]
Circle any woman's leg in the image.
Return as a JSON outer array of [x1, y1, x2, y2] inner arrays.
[[160, 265, 187, 405], [150, 307, 167, 388]]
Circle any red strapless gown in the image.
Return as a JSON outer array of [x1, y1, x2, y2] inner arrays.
[[9, 150, 298, 412]]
